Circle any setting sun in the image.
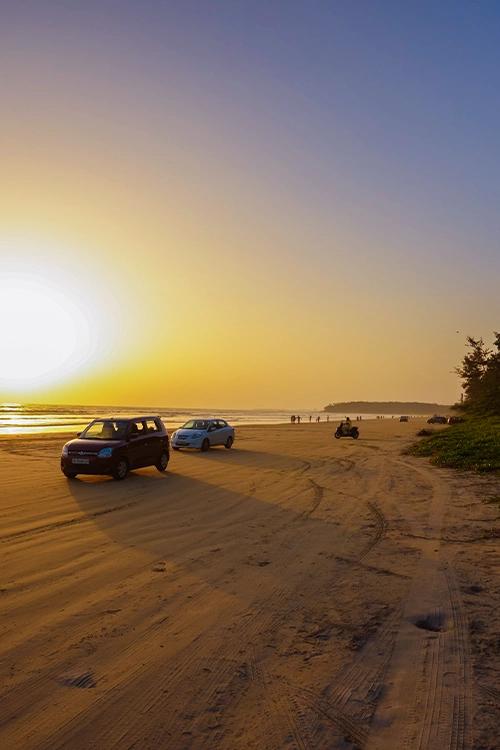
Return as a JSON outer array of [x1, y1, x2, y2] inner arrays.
[[0, 271, 94, 389]]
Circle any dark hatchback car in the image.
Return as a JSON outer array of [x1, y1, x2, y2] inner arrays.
[[447, 415, 465, 425], [61, 416, 169, 480], [427, 415, 447, 424]]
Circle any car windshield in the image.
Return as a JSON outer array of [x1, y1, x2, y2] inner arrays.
[[181, 420, 209, 430], [81, 420, 129, 440]]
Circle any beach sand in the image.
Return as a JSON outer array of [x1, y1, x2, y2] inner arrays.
[[0, 420, 498, 749]]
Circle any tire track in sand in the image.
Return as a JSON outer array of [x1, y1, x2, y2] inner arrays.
[[46, 587, 293, 749], [365, 458, 474, 750]]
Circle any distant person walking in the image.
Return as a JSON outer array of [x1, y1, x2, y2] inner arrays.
[[316, 415, 320, 423], [309, 415, 312, 422], [291, 415, 296, 423], [297, 415, 301, 424], [327, 415, 329, 422]]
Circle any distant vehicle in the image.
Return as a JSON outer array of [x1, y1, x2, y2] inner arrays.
[[171, 419, 235, 451], [447, 416, 465, 424], [334, 423, 359, 440], [61, 416, 169, 480], [427, 415, 447, 424], [399, 415, 409, 422]]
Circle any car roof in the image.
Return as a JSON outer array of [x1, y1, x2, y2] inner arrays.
[[184, 418, 225, 422], [101, 415, 161, 421]]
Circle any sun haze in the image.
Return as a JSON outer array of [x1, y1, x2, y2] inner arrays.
[[1, 2, 499, 408]]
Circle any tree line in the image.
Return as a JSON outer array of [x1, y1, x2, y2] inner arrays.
[[323, 401, 450, 414], [457, 333, 500, 415]]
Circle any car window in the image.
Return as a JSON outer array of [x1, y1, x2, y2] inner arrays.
[[182, 420, 208, 430], [82, 420, 129, 440], [129, 420, 146, 436], [145, 419, 159, 433]]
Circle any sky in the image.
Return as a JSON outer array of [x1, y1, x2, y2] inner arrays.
[[0, 1, 499, 408]]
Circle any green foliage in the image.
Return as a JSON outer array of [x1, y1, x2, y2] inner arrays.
[[457, 333, 500, 415], [409, 417, 500, 472]]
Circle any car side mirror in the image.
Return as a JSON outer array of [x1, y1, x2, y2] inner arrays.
[[76, 432, 81, 437]]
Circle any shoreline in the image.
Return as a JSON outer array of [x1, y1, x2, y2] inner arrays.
[[0, 415, 418, 439]]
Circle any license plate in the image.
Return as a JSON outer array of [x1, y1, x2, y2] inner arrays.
[[72, 457, 90, 465]]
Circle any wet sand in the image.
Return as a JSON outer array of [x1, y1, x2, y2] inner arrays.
[[0, 420, 498, 749]]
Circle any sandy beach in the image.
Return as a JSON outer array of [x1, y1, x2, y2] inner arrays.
[[0, 419, 498, 750]]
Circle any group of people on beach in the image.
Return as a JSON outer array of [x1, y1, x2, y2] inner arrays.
[[290, 414, 364, 424], [290, 414, 324, 424]]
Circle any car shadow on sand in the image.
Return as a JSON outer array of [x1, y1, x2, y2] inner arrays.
[[174, 445, 306, 471], [64, 462, 351, 604]]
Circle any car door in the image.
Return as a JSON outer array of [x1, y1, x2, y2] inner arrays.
[[216, 420, 228, 445], [207, 421, 219, 446], [127, 420, 151, 468], [217, 420, 230, 444], [144, 419, 162, 463]]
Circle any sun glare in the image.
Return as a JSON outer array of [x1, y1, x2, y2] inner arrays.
[[0, 272, 94, 390]]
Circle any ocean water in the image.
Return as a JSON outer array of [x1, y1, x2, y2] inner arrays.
[[0, 403, 324, 435], [0, 403, 398, 436]]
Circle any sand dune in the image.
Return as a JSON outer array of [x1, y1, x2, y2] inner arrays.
[[0, 420, 498, 749]]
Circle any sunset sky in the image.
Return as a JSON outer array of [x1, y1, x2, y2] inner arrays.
[[1, 1, 499, 408]]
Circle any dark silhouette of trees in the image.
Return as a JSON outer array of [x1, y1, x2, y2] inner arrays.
[[323, 401, 449, 414], [456, 333, 500, 415]]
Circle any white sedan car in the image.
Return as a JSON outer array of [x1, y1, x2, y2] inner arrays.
[[171, 419, 235, 451]]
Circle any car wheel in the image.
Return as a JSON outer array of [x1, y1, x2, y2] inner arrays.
[[156, 451, 169, 472], [225, 436, 234, 449], [113, 458, 129, 481], [63, 469, 77, 479], [201, 438, 210, 452]]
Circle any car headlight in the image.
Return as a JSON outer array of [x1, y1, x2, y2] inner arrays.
[[62, 444, 69, 456], [98, 447, 113, 458]]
